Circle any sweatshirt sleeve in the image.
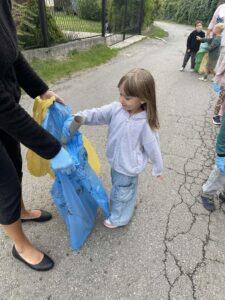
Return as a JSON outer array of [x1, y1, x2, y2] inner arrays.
[[0, 84, 61, 159], [13, 52, 49, 98], [77, 102, 119, 126], [142, 125, 163, 176]]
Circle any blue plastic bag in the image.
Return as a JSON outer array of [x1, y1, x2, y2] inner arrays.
[[42, 102, 109, 250]]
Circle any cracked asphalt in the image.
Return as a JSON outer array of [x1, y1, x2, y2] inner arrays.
[[1, 21, 225, 300]]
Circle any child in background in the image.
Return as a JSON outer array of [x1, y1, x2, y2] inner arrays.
[[62, 68, 163, 228], [212, 58, 225, 125], [179, 20, 205, 72], [197, 23, 225, 81], [201, 112, 225, 211]]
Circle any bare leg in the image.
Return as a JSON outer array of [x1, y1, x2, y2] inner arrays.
[[20, 196, 41, 219], [3, 219, 44, 264]]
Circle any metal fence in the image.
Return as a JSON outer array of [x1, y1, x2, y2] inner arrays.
[[13, 0, 144, 49], [105, 0, 144, 45]]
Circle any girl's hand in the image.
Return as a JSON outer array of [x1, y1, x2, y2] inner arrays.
[[196, 36, 201, 41], [40, 90, 65, 105]]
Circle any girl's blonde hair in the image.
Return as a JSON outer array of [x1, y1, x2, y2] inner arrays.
[[118, 68, 160, 130], [215, 23, 225, 33]]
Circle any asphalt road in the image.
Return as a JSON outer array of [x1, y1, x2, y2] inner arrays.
[[1, 21, 225, 300]]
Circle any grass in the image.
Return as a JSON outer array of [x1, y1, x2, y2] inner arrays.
[[54, 13, 101, 33], [30, 44, 119, 84], [144, 25, 168, 39]]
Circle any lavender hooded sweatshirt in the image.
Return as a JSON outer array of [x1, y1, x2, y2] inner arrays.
[[77, 102, 163, 177]]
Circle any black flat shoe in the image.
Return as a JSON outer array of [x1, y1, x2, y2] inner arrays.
[[21, 210, 52, 223], [12, 245, 54, 271]]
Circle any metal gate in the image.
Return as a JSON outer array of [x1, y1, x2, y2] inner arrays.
[[103, 0, 144, 46], [13, 0, 144, 49]]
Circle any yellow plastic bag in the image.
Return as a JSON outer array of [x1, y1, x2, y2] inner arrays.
[[83, 136, 100, 175], [199, 53, 208, 74], [26, 98, 101, 177]]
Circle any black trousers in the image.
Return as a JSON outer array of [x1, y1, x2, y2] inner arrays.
[[0, 130, 22, 225], [182, 50, 196, 69]]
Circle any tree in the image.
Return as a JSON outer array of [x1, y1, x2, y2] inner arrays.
[[160, 0, 218, 25], [14, 0, 64, 48]]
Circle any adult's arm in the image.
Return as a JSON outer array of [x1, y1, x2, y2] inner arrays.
[[208, 5, 221, 34], [13, 52, 49, 98], [0, 84, 61, 159]]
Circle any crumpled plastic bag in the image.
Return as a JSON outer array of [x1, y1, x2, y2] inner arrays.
[[27, 99, 109, 250], [26, 97, 100, 177], [199, 53, 209, 74], [195, 43, 209, 73]]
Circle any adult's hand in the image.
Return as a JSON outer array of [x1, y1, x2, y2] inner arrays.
[[50, 147, 75, 175], [40, 89, 65, 105]]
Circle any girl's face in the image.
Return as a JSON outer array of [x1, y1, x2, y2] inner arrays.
[[119, 83, 145, 115]]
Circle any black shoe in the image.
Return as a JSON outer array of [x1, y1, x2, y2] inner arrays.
[[12, 245, 54, 271], [21, 210, 52, 223], [201, 195, 215, 211], [213, 115, 221, 125], [219, 191, 225, 203]]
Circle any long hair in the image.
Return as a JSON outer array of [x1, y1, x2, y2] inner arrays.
[[118, 68, 160, 130]]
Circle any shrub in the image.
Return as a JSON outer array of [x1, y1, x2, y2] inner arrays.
[[160, 0, 219, 26], [15, 0, 64, 48], [77, 0, 101, 21]]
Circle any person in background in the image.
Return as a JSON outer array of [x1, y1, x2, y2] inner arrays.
[[197, 23, 225, 81], [201, 111, 225, 211], [212, 58, 225, 125], [179, 20, 205, 72], [207, 0, 225, 70]]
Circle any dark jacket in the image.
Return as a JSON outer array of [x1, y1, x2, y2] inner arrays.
[[187, 30, 205, 53], [0, 0, 61, 159]]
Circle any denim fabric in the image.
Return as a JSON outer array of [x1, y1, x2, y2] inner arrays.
[[202, 166, 225, 197], [109, 169, 138, 226]]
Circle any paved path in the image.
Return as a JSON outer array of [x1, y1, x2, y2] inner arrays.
[[1, 21, 225, 300]]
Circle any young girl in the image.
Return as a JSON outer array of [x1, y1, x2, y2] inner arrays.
[[63, 68, 163, 228], [197, 23, 225, 81]]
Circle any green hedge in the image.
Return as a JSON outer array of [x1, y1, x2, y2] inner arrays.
[[17, 0, 64, 48], [77, 0, 101, 21], [160, 0, 219, 26]]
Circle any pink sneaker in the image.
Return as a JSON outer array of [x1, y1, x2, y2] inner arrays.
[[104, 219, 118, 229]]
